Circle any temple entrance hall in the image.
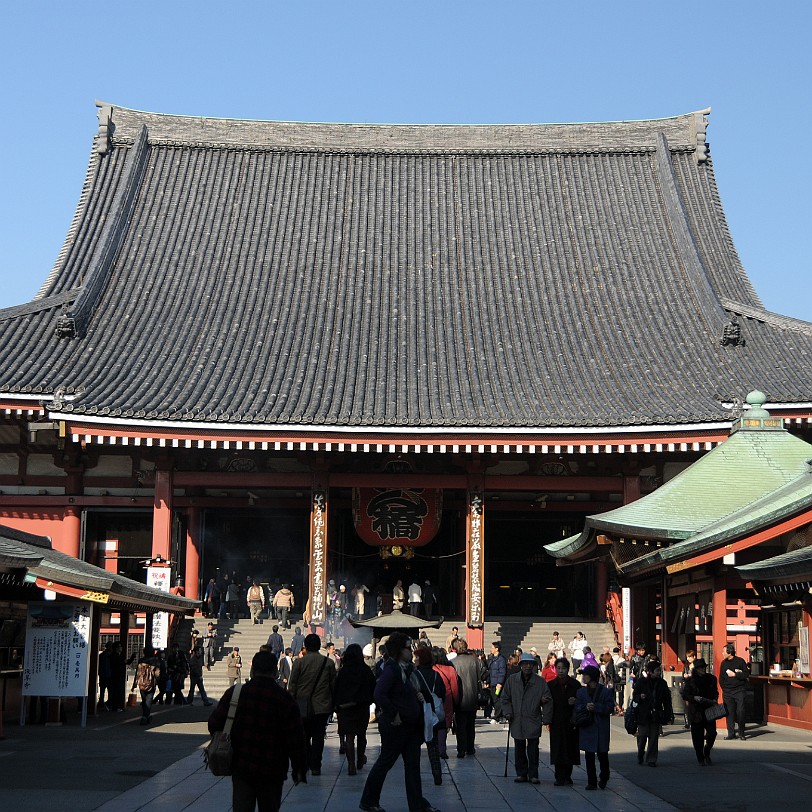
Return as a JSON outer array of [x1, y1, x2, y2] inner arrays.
[[200, 508, 310, 596]]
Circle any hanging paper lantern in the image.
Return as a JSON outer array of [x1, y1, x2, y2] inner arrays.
[[353, 487, 443, 547]]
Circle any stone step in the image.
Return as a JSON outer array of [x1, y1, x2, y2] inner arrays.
[[193, 615, 619, 699]]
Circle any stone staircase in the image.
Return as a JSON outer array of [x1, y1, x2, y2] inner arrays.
[[191, 614, 618, 700], [426, 618, 618, 658], [190, 616, 293, 700]]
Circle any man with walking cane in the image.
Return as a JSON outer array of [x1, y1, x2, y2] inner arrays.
[[500, 652, 553, 784]]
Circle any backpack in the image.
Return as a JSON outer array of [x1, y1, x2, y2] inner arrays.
[[137, 661, 157, 692]]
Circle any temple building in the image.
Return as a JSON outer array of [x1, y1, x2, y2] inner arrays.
[[547, 391, 812, 728], [0, 102, 810, 651]]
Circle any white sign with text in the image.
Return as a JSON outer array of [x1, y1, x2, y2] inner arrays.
[[22, 602, 92, 697], [147, 566, 171, 650]]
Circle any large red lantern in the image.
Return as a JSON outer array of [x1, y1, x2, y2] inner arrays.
[[353, 487, 443, 547]]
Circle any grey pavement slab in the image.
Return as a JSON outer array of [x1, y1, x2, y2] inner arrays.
[[2, 702, 812, 812]]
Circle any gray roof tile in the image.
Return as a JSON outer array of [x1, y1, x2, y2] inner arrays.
[[0, 105, 809, 430]]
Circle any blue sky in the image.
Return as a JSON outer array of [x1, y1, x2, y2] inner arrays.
[[0, 1, 809, 319]]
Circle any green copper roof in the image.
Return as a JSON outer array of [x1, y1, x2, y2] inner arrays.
[[587, 428, 811, 540], [545, 393, 812, 570]]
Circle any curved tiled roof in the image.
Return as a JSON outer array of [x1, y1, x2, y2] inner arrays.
[[0, 104, 809, 431]]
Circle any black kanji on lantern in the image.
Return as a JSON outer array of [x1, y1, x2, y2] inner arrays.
[[366, 488, 429, 541]]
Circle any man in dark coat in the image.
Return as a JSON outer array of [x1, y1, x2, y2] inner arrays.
[[547, 657, 580, 786], [288, 633, 336, 776], [632, 659, 673, 766], [186, 644, 213, 706], [278, 648, 293, 689], [266, 625, 285, 659], [290, 627, 305, 657], [484, 641, 507, 722], [451, 639, 486, 757], [209, 650, 307, 811], [359, 633, 439, 812], [719, 643, 750, 740]]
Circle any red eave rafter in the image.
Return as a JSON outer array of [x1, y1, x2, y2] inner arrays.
[[62, 420, 730, 455], [34, 576, 110, 604], [0, 401, 46, 416], [666, 508, 812, 574]]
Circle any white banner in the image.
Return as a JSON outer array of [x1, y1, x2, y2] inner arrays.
[[22, 602, 92, 697], [622, 587, 631, 654], [147, 566, 171, 650]]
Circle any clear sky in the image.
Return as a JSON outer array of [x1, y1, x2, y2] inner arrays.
[[0, 1, 809, 320]]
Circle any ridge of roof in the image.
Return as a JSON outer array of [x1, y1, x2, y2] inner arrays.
[[720, 298, 812, 335], [100, 101, 711, 154], [0, 524, 199, 613]]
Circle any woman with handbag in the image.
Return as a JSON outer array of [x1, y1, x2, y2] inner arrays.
[[414, 646, 446, 786], [574, 665, 615, 790], [681, 658, 719, 765], [431, 646, 461, 759], [333, 643, 376, 775]]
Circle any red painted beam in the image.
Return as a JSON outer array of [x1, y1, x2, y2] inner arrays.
[[174, 472, 312, 487], [666, 508, 812, 574]]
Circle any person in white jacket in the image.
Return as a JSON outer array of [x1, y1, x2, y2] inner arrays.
[[568, 632, 588, 673], [408, 582, 423, 616]]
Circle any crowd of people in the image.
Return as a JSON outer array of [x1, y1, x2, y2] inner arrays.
[[203, 573, 297, 627], [116, 597, 752, 812], [114, 617, 755, 812]]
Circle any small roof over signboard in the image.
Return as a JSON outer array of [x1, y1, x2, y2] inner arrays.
[[545, 392, 812, 578], [0, 524, 199, 614]]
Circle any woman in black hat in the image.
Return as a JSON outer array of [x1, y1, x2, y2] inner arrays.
[[681, 658, 719, 765]]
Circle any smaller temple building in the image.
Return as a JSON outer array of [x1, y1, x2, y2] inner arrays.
[[546, 391, 812, 730]]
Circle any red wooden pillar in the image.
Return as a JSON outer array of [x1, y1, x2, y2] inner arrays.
[[466, 481, 485, 651], [712, 580, 728, 728], [184, 508, 201, 601], [308, 477, 329, 634], [623, 474, 641, 505], [63, 506, 81, 558], [660, 575, 679, 670], [152, 467, 173, 561], [102, 539, 119, 574]]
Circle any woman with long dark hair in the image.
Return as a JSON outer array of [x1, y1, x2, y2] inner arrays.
[[414, 646, 446, 785], [333, 643, 376, 775]]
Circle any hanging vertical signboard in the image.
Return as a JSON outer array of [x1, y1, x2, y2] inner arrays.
[[309, 491, 327, 625], [466, 493, 484, 628], [22, 601, 92, 698], [622, 587, 631, 654], [147, 565, 171, 650]]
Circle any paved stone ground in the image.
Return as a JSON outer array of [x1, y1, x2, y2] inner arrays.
[[1, 701, 811, 811]]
